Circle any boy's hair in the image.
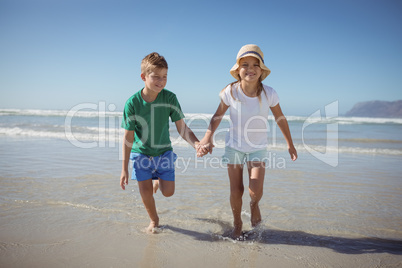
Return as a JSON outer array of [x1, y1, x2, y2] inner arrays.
[[141, 52, 168, 75]]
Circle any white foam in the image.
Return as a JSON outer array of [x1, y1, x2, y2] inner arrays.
[[0, 127, 123, 144], [2, 126, 401, 155], [0, 108, 121, 118], [334, 116, 402, 125], [290, 143, 402, 156], [2, 109, 401, 125]]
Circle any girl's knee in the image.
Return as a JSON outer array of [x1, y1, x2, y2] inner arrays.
[[249, 190, 263, 203], [249, 180, 263, 201], [231, 187, 244, 199]]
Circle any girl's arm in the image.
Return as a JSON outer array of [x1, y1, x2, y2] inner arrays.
[[120, 129, 134, 190], [175, 119, 200, 149], [199, 100, 229, 152], [270, 104, 298, 161]]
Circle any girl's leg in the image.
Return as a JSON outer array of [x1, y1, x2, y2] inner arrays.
[[138, 179, 159, 233], [247, 161, 265, 227], [227, 164, 244, 238]]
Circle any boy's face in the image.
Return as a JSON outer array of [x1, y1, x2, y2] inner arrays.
[[141, 68, 168, 94]]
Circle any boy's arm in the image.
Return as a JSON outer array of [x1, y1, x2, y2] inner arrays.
[[120, 129, 134, 190], [174, 119, 200, 149], [270, 104, 297, 161]]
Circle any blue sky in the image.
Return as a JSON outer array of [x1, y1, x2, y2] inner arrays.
[[1, 0, 401, 116]]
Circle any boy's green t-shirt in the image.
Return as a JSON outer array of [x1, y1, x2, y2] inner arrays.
[[121, 88, 185, 157]]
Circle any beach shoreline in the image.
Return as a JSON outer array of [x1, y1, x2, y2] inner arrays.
[[1, 111, 402, 267], [1, 200, 401, 268]]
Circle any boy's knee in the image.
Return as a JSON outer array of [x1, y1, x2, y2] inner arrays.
[[162, 190, 174, 197], [159, 180, 175, 197], [139, 182, 153, 196]]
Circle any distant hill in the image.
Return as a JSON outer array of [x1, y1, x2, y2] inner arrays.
[[345, 100, 402, 118]]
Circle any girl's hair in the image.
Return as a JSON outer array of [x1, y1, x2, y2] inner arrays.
[[141, 52, 168, 75], [221, 78, 266, 103]]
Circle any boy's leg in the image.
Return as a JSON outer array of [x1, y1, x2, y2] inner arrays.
[[153, 179, 159, 194], [138, 179, 159, 232], [227, 164, 244, 238], [155, 151, 176, 197], [247, 161, 265, 227], [158, 179, 175, 197]]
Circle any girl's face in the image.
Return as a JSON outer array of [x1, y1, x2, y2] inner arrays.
[[238, 56, 262, 83]]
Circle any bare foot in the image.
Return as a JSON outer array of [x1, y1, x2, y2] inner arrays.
[[231, 220, 243, 240], [145, 220, 159, 234], [250, 202, 262, 227], [153, 179, 159, 194]]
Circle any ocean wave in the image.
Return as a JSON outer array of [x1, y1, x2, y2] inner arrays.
[[294, 116, 402, 125], [0, 127, 68, 139], [157, 138, 402, 156], [331, 117, 402, 125], [1, 125, 400, 156], [0, 108, 121, 118], [2, 109, 401, 125], [0, 127, 123, 143], [293, 144, 402, 156], [339, 138, 402, 144]]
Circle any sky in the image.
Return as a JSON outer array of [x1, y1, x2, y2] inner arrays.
[[1, 0, 401, 116]]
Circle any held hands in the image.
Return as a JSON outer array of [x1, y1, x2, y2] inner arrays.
[[195, 139, 214, 157]]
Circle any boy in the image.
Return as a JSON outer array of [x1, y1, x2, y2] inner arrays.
[[120, 52, 206, 233]]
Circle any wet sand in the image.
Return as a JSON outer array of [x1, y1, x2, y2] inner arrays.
[[1, 206, 401, 268], [1, 136, 402, 267]]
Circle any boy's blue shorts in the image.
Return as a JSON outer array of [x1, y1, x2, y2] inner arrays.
[[130, 150, 177, 182]]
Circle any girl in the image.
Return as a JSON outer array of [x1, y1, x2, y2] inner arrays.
[[199, 44, 297, 239]]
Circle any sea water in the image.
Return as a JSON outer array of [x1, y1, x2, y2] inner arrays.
[[0, 109, 401, 266]]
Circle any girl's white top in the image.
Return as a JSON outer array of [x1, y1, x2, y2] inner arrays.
[[220, 82, 280, 152]]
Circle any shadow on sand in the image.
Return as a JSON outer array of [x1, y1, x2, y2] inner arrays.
[[164, 218, 402, 255]]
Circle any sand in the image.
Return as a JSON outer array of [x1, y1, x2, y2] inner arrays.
[[1, 203, 401, 268]]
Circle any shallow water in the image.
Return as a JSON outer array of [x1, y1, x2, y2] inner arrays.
[[1, 110, 402, 267], [1, 138, 401, 236]]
